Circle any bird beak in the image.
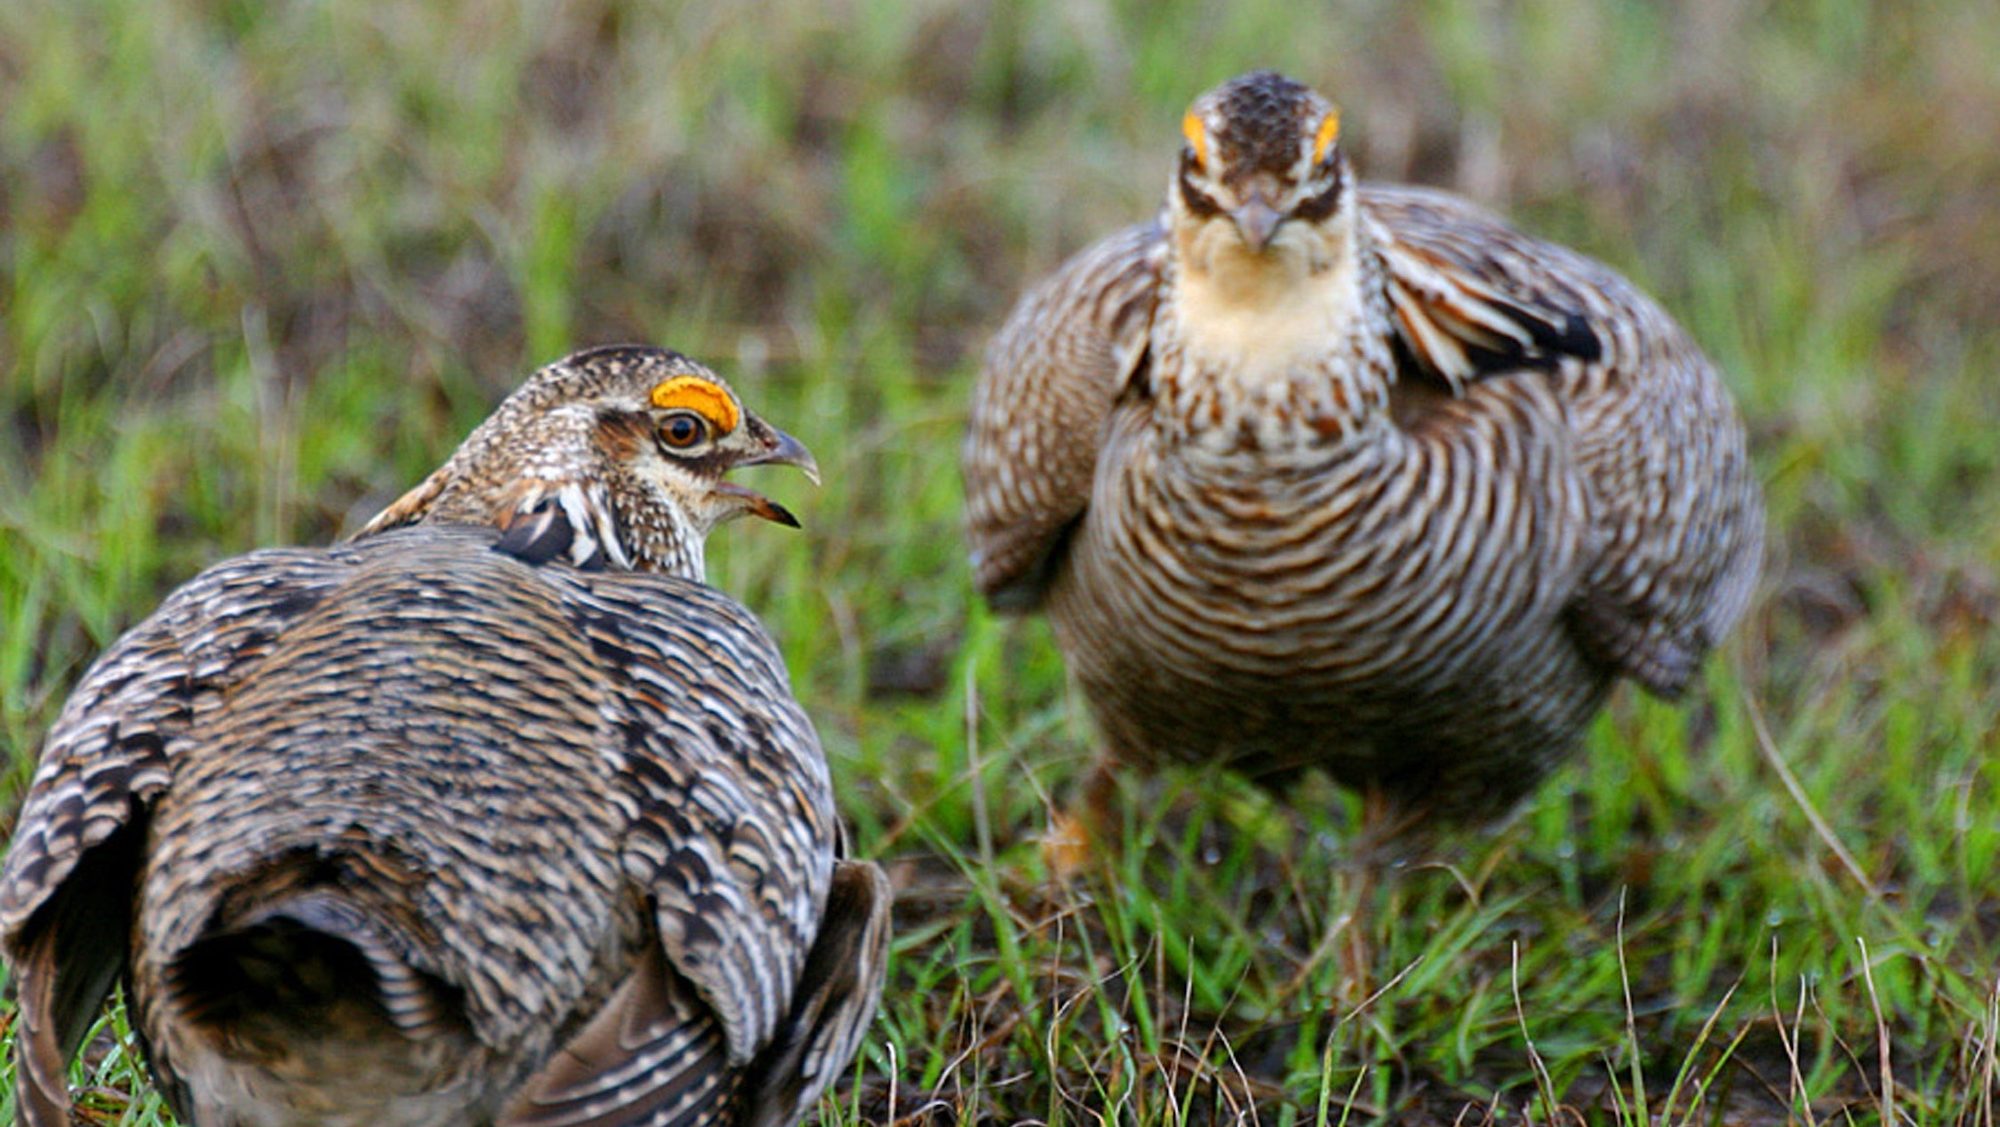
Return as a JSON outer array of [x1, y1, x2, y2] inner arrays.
[[739, 425, 820, 486], [1230, 196, 1283, 252], [722, 423, 817, 528], [715, 482, 801, 528]]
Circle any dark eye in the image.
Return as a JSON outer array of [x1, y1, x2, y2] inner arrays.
[[1177, 164, 1223, 219], [1291, 164, 1345, 224], [660, 412, 707, 449]]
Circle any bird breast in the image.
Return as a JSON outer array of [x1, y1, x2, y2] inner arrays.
[[1169, 225, 1364, 384], [1072, 369, 1590, 690]]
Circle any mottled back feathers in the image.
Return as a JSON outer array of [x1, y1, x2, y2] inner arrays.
[[4, 344, 883, 1127], [0, 526, 881, 1126]]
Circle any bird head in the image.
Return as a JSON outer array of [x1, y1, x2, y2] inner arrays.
[[1169, 71, 1351, 275], [356, 345, 818, 578]]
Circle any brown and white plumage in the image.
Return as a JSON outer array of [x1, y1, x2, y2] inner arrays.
[[359, 345, 819, 576], [1, 346, 889, 1127], [963, 72, 1762, 810]]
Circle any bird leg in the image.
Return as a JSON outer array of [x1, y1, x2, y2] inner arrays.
[[1040, 755, 1125, 883]]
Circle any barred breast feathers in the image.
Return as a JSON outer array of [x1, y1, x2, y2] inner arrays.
[[968, 178, 1759, 697]]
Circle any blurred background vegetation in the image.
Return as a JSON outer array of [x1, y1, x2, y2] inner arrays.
[[3, 0, 1999, 1122]]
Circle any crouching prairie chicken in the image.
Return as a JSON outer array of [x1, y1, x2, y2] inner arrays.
[[1, 346, 891, 1127], [963, 72, 1762, 818]]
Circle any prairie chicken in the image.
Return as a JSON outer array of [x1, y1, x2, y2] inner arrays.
[[2, 346, 891, 1127], [963, 72, 1763, 815]]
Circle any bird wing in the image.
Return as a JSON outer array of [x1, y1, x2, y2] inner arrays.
[[962, 221, 1166, 610], [551, 571, 839, 1078], [738, 857, 893, 1127], [0, 546, 353, 1126], [1363, 182, 1603, 394], [355, 464, 628, 571], [1365, 182, 1762, 696], [505, 860, 890, 1127], [497, 942, 739, 1127]]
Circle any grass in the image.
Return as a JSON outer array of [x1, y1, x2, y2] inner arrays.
[[4, 0, 1999, 1122]]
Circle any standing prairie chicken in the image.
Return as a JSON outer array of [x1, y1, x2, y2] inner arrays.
[[1, 346, 891, 1127], [963, 72, 1762, 815]]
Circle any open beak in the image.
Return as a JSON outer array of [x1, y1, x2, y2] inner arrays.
[[715, 482, 801, 528], [1230, 195, 1283, 252], [723, 423, 817, 528]]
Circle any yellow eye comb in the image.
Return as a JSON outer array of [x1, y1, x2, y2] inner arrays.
[[649, 376, 740, 434], [1182, 112, 1210, 168], [1312, 110, 1341, 164]]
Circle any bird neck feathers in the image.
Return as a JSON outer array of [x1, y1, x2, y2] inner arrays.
[[1158, 207, 1396, 457], [358, 403, 712, 581]]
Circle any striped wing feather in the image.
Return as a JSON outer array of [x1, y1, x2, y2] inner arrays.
[[738, 859, 894, 1127], [499, 943, 737, 1127], [1365, 184, 1604, 391], [963, 222, 1165, 609], [532, 542, 892, 1125], [558, 565, 836, 1070], [0, 547, 354, 1127], [1363, 183, 1762, 693]]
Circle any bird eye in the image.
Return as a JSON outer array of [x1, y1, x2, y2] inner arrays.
[[660, 412, 708, 449], [1177, 165, 1223, 219], [1181, 112, 1209, 171], [1291, 164, 1345, 224]]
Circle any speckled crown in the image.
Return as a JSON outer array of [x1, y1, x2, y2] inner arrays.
[[1199, 71, 1330, 181]]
